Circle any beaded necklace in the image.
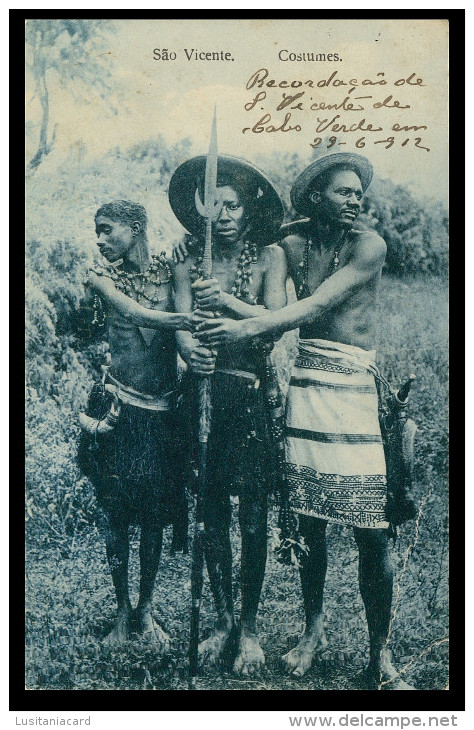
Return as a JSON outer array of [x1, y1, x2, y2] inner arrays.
[[189, 237, 259, 304], [93, 252, 171, 301], [90, 252, 172, 324], [189, 235, 275, 365], [296, 230, 349, 299]]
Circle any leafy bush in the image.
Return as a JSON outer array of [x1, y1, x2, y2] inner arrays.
[[359, 179, 449, 276], [25, 386, 96, 549]]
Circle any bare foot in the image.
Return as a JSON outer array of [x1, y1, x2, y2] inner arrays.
[[198, 626, 232, 665], [233, 632, 265, 675], [103, 609, 131, 645], [282, 621, 328, 677], [135, 608, 170, 651], [362, 650, 416, 690]]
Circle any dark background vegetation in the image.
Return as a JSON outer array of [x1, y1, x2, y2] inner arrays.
[[25, 136, 449, 692]]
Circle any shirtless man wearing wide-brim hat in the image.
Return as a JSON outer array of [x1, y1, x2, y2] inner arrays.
[[196, 152, 414, 689], [171, 154, 288, 674]]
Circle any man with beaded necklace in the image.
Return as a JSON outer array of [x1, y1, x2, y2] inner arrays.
[[195, 152, 414, 689], [78, 200, 193, 647], [170, 155, 288, 675]]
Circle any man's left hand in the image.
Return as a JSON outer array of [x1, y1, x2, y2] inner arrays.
[[194, 316, 250, 347], [192, 278, 226, 311]]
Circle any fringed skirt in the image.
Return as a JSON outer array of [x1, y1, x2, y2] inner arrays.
[[77, 390, 188, 540], [182, 369, 275, 500]]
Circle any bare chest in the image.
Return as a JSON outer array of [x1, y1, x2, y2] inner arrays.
[[106, 280, 172, 323], [290, 240, 347, 298], [105, 281, 172, 356], [106, 287, 176, 393], [211, 258, 265, 301]]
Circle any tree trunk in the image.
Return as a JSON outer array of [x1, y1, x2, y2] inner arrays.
[[26, 63, 57, 174]]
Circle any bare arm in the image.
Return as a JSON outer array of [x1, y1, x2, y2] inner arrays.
[[192, 278, 266, 319], [87, 271, 193, 331], [243, 234, 385, 338], [261, 243, 288, 311], [197, 234, 385, 346], [172, 260, 196, 364]]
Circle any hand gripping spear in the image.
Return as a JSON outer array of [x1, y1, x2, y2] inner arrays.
[[188, 108, 221, 687]]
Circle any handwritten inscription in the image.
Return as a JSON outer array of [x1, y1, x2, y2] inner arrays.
[[242, 68, 430, 151]]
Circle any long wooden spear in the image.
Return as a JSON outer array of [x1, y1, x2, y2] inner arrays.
[[189, 108, 220, 686]]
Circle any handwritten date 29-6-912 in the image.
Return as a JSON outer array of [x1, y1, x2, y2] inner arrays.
[[311, 135, 430, 152]]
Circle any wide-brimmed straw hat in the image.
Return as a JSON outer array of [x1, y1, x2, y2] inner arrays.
[[168, 155, 284, 246], [290, 152, 373, 217]]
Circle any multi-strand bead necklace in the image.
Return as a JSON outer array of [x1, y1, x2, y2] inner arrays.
[[90, 252, 172, 325], [188, 235, 278, 365], [189, 237, 259, 304]]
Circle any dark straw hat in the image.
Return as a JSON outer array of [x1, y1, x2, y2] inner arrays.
[[290, 152, 373, 217], [168, 155, 284, 246]]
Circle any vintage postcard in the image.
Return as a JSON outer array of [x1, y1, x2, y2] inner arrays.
[[24, 16, 451, 708]]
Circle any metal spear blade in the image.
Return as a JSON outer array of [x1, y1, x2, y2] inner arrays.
[[195, 106, 221, 222]]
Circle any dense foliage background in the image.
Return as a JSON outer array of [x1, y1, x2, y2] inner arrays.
[[25, 138, 449, 691]]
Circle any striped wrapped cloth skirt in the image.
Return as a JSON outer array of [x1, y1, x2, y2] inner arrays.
[[285, 338, 388, 529]]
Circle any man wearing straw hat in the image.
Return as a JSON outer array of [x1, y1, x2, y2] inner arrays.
[[170, 154, 287, 675], [196, 153, 413, 689]]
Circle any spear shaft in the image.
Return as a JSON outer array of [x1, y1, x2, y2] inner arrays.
[[189, 109, 219, 686]]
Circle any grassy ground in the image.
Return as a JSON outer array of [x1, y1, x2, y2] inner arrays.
[[25, 275, 449, 691]]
